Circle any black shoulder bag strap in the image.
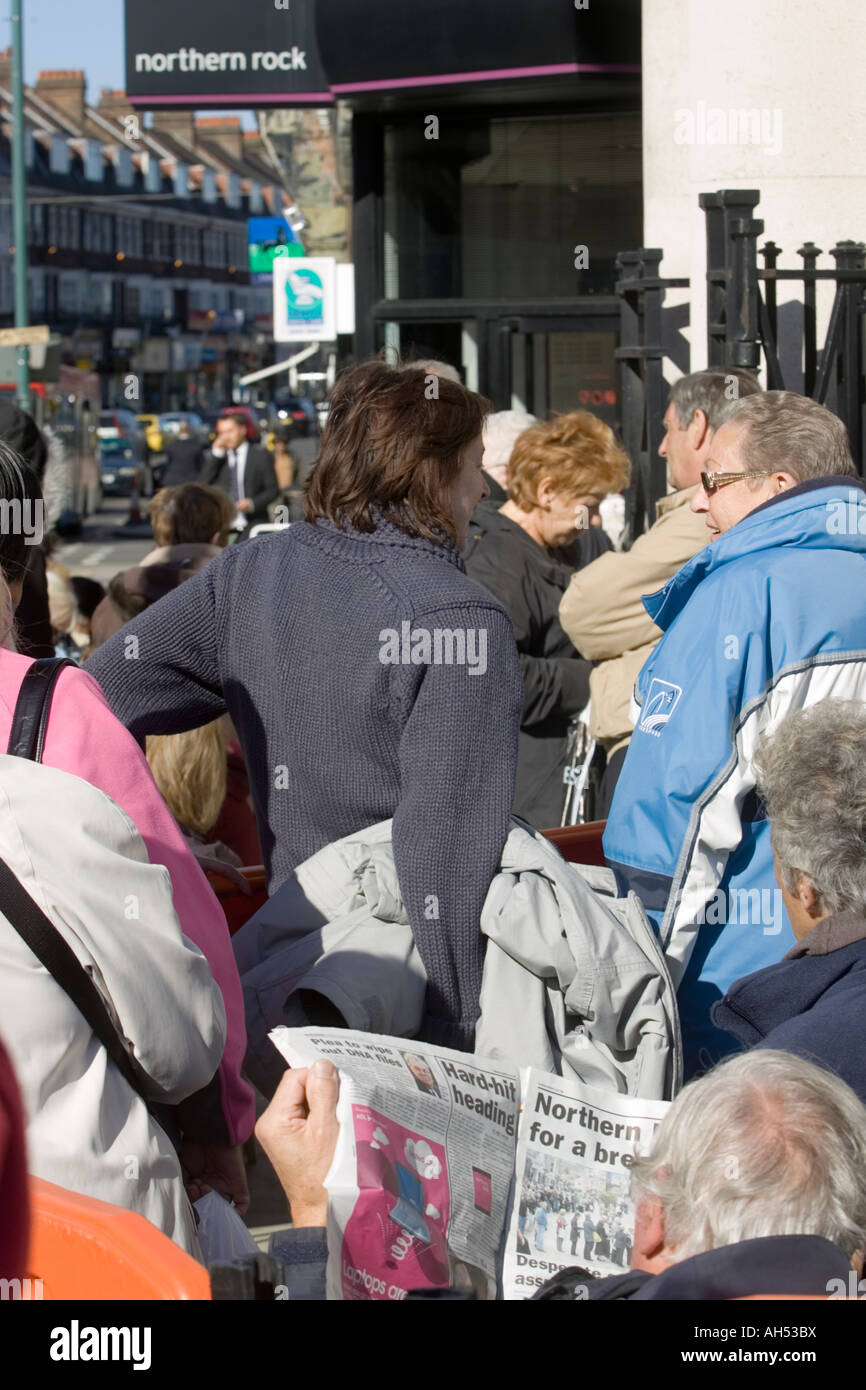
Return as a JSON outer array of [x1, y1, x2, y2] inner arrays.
[[2, 657, 181, 1150], [3, 656, 142, 1090], [7, 657, 77, 762], [0, 855, 146, 1100]]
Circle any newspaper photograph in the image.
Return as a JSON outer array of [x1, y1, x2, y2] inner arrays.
[[270, 1026, 522, 1301], [502, 1069, 669, 1299]]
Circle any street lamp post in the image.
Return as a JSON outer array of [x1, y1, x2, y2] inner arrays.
[[11, 0, 30, 410]]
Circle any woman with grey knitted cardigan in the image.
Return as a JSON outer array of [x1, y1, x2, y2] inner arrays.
[[89, 362, 523, 1050]]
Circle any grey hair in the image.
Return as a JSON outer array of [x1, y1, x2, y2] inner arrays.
[[754, 700, 866, 913], [631, 1049, 866, 1261], [670, 368, 762, 432], [725, 390, 857, 482], [403, 358, 462, 385], [482, 410, 537, 472]]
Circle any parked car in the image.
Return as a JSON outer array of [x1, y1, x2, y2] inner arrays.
[[159, 411, 207, 441], [272, 394, 320, 437], [98, 409, 147, 461], [98, 437, 152, 497]]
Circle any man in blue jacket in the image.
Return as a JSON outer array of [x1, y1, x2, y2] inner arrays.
[[603, 391, 866, 1076]]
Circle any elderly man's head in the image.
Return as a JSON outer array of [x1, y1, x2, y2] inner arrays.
[[691, 391, 856, 538], [482, 410, 537, 490], [404, 358, 462, 385], [629, 1050, 866, 1273], [753, 700, 866, 937], [660, 368, 761, 491]]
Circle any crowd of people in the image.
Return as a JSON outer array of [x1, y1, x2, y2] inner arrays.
[[518, 1183, 632, 1266], [1, 355, 866, 1302]]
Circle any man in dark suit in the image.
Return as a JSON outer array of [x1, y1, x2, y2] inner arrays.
[[162, 419, 206, 488], [201, 412, 278, 536]]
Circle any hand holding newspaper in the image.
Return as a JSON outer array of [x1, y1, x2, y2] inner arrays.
[[270, 1026, 669, 1300]]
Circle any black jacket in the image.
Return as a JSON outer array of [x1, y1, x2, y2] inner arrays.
[[162, 436, 206, 488], [532, 1235, 851, 1300], [201, 444, 279, 526], [464, 500, 608, 828], [712, 910, 866, 1106], [483, 471, 507, 503]]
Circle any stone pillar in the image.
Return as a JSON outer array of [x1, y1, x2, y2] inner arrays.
[[643, 0, 866, 381]]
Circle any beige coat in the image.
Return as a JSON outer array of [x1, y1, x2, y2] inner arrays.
[[0, 755, 226, 1257], [559, 488, 709, 754]]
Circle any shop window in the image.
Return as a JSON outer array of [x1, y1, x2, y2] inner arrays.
[[0, 257, 11, 315], [58, 274, 82, 314], [383, 110, 642, 300], [28, 271, 44, 313], [29, 203, 44, 244]]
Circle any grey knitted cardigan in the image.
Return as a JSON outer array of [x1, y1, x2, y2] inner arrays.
[[88, 515, 523, 1050]]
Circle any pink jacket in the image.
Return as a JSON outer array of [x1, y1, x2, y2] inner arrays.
[[0, 650, 254, 1145]]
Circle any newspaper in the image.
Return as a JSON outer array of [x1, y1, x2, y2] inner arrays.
[[270, 1027, 669, 1301], [502, 1069, 669, 1299]]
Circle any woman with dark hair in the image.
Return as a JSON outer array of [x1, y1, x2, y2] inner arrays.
[[0, 402, 60, 658], [0, 435, 45, 620], [88, 361, 524, 1050]]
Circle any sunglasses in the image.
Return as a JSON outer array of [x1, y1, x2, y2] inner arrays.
[[700, 469, 768, 495]]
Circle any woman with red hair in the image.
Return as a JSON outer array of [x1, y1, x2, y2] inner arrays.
[[465, 411, 630, 827]]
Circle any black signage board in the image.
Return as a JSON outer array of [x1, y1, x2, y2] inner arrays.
[[125, 0, 331, 106], [315, 0, 640, 91]]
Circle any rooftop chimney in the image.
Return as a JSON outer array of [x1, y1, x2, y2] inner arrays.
[[195, 115, 243, 163], [97, 89, 136, 127], [36, 69, 86, 128], [150, 109, 196, 151]]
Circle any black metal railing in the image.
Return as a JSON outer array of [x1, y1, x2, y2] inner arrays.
[[614, 249, 687, 539], [616, 189, 866, 538]]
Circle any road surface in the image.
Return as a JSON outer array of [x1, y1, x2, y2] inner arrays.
[[53, 496, 155, 585]]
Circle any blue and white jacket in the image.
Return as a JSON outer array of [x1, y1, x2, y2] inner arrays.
[[603, 477, 866, 1076]]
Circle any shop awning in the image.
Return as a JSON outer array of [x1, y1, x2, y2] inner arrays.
[[315, 0, 640, 93]]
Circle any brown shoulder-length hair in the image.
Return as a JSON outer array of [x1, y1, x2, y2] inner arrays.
[[148, 482, 235, 549], [306, 360, 491, 543]]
